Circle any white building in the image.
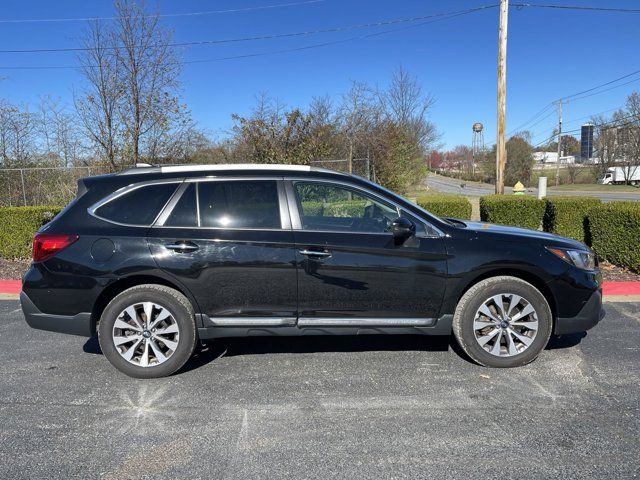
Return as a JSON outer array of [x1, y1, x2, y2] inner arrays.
[[533, 152, 558, 163], [533, 152, 575, 164]]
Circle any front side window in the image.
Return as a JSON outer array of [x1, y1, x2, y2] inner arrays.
[[198, 180, 281, 229], [400, 209, 439, 237], [95, 183, 178, 226], [294, 181, 398, 233]]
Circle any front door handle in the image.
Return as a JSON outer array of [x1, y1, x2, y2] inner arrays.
[[165, 241, 199, 253], [299, 249, 331, 258]]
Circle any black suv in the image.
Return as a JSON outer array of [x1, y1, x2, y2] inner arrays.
[[21, 164, 604, 377]]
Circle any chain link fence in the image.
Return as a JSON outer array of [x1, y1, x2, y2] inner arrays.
[[0, 159, 372, 207], [0, 166, 112, 207]]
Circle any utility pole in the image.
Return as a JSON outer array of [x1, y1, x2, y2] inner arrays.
[[496, 0, 509, 194], [555, 99, 563, 186]]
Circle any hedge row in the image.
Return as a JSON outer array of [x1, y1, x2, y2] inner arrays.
[[479, 195, 546, 230], [416, 194, 472, 220], [300, 200, 367, 218], [479, 196, 605, 244], [0, 199, 638, 274], [589, 202, 640, 273], [0, 206, 63, 259], [543, 196, 601, 244]]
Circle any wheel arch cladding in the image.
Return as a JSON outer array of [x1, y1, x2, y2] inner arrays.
[[453, 269, 557, 321], [91, 275, 198, 328]]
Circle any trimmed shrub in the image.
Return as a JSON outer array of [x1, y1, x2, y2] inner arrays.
[[543, 196, 601, 244], [479, 195, 545, 230], [324, 200, 367, 218], [589, 202, 640, 273], [0, 206, 63, 259], [300, 200, 367, 217], [416, 195, 472, 220]]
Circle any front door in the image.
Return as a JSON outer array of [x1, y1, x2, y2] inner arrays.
[[147, 178, 298, 322], [287, 179, 447, 321]]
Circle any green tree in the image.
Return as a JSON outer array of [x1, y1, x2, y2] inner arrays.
[[484, 135, 534, 187]]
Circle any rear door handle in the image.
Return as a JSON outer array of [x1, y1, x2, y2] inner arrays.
[[165, 241, 199, 253], [299, 249, 331, 258]]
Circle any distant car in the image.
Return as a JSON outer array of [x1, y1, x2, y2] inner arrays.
[[21, 164, 604, 378]]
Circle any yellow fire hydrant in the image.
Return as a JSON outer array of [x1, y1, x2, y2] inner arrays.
[[513, 181, 525, 195]]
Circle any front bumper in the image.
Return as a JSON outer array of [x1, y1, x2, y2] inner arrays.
[[554, 289, 604, 335], [20, 291, 94, 337]]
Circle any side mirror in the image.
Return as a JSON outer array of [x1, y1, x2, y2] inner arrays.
[[388, 217, 416, 243]]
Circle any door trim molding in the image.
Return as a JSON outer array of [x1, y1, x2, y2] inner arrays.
[[297, 317, 436, 327], [201, 316, 438, 328], [204, 316, 297, 327]]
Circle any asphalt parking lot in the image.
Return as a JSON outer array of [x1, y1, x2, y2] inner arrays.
[[0, 300, 638, 480]]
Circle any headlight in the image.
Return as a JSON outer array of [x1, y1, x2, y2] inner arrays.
[[546, 247, 596, 270]]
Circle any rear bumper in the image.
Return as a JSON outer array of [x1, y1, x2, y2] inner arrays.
[[20, 291, 94, 337], [554, 289, 604, 335]]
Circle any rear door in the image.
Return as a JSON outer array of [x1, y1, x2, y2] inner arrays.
[[147, 178, 298, 322], [286, 179, 448, 321]]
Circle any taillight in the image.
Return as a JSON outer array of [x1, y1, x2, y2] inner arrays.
[[32, 233, 79, 262]]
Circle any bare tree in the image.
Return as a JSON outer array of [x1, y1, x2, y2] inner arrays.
[[337, 81, 378, 172], [75, 1, 186, 170], [0, 102, 37, 164], [38, 96, 85, 167], [380, 65, 439, 151], [113, 0, 182, 165], [75, 19, 122, 169], [620, 92, 640, 183]]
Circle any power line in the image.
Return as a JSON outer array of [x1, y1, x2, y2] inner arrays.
[[563, 106, 625, 125], [0, 0, 326, 24], [507, 104, 554, 135], [184, 8, 487, 66], [511, 3, 640, 14], [509, 68, 640, 133], [532, 112, 640, 148], [0, 5, 499, 54], [567, 76, 640, 102], [562, 69, 640, 101], [0, 5, 499, 70], [529, 105, 629, 142]]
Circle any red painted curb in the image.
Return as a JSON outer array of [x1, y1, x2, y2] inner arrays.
[[602, 281, 640, 296], [0, 280, 22, 295], [0, 280, 638, 296]]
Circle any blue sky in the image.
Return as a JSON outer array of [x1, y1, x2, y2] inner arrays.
[[1, 0, 639, 149]]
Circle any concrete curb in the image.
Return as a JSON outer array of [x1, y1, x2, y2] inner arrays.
[[0, 280, 21, 296], [602, 281, 640, 296]]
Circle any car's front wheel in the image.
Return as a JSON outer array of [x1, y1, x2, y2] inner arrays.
[[452, 276, 552, 367], [98, 284, 197, 378]]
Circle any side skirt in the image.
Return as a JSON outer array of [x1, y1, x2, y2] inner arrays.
[[196, 314, 453, 339]]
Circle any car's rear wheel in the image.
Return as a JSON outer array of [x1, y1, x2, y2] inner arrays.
[[452, 276, 552, 368], [98, 284, 197, 378]]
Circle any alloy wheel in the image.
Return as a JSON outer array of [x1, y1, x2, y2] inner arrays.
[[472, 293, 539, 357], [111, 301, 180, 367]]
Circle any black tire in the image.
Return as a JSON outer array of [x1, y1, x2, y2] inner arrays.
[[452, 276, 552, 368], [98, 284, 197, 378]]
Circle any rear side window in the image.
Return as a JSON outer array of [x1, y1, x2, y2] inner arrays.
[[165, 184, 198, 227], [95, 183, 178, 226], [198, 181, 281, 229]]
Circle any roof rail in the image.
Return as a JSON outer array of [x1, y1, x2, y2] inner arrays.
[[117, 163, 342, 176], [161, 163, 313, 173]]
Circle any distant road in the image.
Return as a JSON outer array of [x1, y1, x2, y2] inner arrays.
[[426, 174, 640, 202]]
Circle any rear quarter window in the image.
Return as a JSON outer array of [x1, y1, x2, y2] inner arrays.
[[94, 183, 178, 226]]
